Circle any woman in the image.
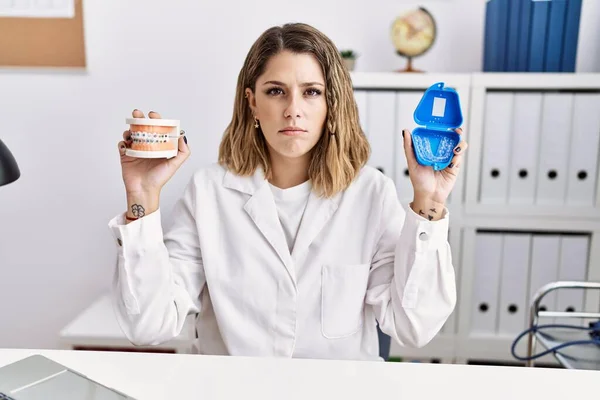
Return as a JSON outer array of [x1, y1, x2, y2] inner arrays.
[[110, 22, 467, 361]]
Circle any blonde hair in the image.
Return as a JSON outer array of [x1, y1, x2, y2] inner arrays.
[[218, 22, 370, 198]]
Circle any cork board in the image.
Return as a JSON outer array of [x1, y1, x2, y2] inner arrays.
[[0, 0, 86, 68]]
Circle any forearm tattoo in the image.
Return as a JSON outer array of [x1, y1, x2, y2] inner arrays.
[[420, 209, 435, 221], [131, 204, 145, 218]]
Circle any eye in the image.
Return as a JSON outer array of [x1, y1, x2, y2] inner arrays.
[[266, 87, 284, 96], [305, 88, 322, 96]]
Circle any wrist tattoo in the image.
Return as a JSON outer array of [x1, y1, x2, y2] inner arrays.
[[131, 204, 145, 218]]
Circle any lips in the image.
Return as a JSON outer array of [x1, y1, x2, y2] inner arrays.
[[279, 127, 307, 136]]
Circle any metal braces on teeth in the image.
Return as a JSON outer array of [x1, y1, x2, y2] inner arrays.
[[131, 131, 170, 144]]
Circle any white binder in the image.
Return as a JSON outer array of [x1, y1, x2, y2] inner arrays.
[[535, 93, 574, 205], [395, 91, 423, 203], [497, 233, 531, 336], [471, 232, 503, 335], [508, 93, 542, 205], [556, 235, 589, 325], [480, 92, 514, 204], [566, 93, 600, 206], [366, 91, 396, 178], [354, 90, 369, 135], [529, 235, 561, 317]]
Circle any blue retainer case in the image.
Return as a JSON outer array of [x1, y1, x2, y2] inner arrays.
[[411, 82, 463, 171]]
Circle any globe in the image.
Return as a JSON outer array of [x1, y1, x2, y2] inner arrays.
[[390, 7, 437, 72]]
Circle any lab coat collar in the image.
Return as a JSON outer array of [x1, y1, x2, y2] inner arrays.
[[222, 166, 266, 195], [223, 166, 343, 287]]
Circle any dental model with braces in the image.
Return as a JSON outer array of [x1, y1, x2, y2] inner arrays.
[[131, 132, 170, 143], [125, 117, 182, 159]]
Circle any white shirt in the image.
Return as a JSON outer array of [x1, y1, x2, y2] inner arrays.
[[108, 163, 456, 361], [269, 180, 312, 253]]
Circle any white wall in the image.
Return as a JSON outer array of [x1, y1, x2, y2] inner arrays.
[[577, 0, 600, 72], [0, 0, 598, 350]]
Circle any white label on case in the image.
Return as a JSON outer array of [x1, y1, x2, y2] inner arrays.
[[432, 97, 446, 117]]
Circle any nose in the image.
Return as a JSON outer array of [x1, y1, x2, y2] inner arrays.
[[283, 91, 302, 119]]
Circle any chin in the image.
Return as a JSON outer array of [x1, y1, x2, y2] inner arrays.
[[266, 135, 319, 160], [273, 146, 312, 160], [280, 151, 311, 159]]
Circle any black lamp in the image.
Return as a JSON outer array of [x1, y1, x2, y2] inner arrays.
[[0, 139, 20, 187]]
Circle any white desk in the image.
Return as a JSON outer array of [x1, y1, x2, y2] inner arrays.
[[58, 293, 195, 353], [0, 348, 597, 400]]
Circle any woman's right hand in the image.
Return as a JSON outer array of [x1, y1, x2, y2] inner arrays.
[[118, 109, 190, 196]]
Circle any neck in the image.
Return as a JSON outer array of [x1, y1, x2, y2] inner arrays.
[[268, 152, 310, 189]]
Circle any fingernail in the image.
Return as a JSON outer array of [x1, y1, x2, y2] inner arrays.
[[184, 136, 188, 144], [449, 163, 454, 168], [455, 147, 461, 153]]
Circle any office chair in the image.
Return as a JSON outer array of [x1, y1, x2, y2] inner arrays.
[[377, 324, 391, 360]]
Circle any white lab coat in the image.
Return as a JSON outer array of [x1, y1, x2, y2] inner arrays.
[[108, 163, 456, 360]]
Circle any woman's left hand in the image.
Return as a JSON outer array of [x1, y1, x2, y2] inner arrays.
[[402, 127, 468, 206]]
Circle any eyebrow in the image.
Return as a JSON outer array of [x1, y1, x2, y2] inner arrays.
[[262, 80, 325, 87]]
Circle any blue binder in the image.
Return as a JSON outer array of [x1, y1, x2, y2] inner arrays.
[[517, 0, 533, 71], [528, 0, 550, 72], [484, 0, 582, 73], [545, 0, 567, 72], [484, 0, 501, 71], [561, 0, 583, 72], [506, 0, 522, 71], [496, 0, 510, 71]]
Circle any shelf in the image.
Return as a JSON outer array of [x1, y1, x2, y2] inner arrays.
[[354, 73, 600, 366], [457, 336, 560, 366], [351, 72, 600, 91], [350, 72, 470, 90], [465, 204, 600, 217], [389, 334, 455, 360], [460, 205, 600, 232], [471, 73, 600, 90], [58, 293, 195, 354], [460, 215, 599, 233]]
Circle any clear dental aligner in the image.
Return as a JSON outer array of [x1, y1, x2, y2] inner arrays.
[[413, 135, 454, 162]]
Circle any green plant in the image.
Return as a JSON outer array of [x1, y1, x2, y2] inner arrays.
[[340, 49, 357, 59]]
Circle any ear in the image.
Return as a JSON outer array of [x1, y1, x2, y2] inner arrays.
[[245, 88, 257, 116]]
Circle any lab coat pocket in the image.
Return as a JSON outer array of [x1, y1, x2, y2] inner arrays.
[[321, 263, 370, 339]]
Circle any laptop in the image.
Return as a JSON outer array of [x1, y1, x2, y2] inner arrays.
[[0, 354, 136, 399]]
